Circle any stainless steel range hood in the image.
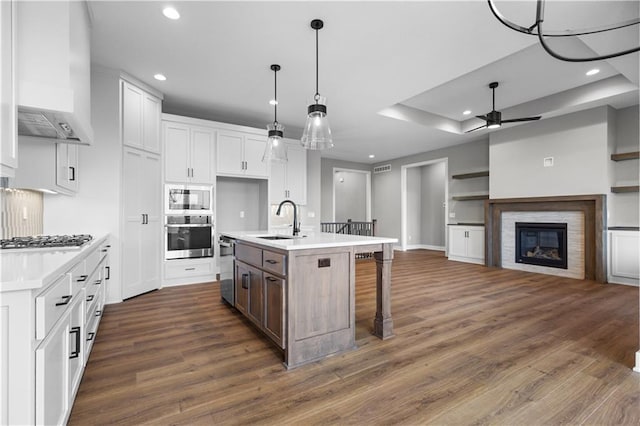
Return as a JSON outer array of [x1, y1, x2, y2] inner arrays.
[[16, 0, 93, 145]]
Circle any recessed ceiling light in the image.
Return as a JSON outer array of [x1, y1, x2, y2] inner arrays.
[[586, 68, 600, 76], [463, 110, 472, 115], [368, 154, 375, 159], [162, 7, 180, 20], [269, 99, 278, 106], [154, 73, 167, 81]]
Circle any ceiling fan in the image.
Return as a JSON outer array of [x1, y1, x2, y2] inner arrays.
[[466, 82, 541, 133]]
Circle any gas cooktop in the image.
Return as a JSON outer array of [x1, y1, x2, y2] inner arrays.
[[0, 234, 93, 250]]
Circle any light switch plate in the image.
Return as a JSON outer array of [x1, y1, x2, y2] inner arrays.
[[543, 157, 554, 167]]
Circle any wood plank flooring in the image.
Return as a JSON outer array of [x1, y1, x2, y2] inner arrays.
[[69, 250, 639, 425]]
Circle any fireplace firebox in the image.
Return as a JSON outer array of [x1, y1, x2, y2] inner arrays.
[[515, 222, 568, 269]]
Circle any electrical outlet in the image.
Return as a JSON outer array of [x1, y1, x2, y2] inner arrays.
[[22, 207, 28, 220], [239, 211, 245, 218], [449, 212, 456, 218], [543, 157, 554, 167], [307, 211, 315, 218]]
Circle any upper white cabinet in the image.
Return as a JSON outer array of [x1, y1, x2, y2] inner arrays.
[[269, 141, 307, 205], [13, 139, 80, 195], [0, 0, 17, 177], [56, 143, 79, 192], [448, 225, 485, 265], [163, 120, 215, 184], [217, 130, 268, 178], [122, 80, 161, 154]]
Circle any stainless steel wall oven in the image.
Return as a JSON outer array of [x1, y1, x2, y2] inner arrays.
[[165, 215, 214, 260]]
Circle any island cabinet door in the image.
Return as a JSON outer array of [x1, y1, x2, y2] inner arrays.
[[234, 261, 263, 326], [263, 274, 284, 348], [234, 262, 250, 316]]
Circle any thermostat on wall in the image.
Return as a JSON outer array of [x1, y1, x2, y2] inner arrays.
[[543, 157, 554, 167]]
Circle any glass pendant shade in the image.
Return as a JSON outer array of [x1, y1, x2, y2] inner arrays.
[[263, 122, 287, 162], [301, 96, 333, 150]]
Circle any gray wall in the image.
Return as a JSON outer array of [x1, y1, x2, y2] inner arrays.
[[334, 171, 367, 222], [490, 106, 612, 198], [320, 158, 371, 222], [372, 138, 489, 241], [217, 177, 268, 232], [406, 167, 421, 244], [611, 105, 639, 226], [420, 162, 446, 247]]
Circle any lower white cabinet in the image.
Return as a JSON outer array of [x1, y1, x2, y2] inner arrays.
[[608, 230, 639, 286], [163, 258, 215, 287], [448, 225, 485, 264], [0, 236, 109, 425]]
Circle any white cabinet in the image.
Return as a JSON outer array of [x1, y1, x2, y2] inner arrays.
[[56, 142, 79, 192], [122, 147, 161, 299], [269, 141, 307, 205], [608, 230, 639, 286], [122, 80, 162, 154], [448, 225, 485, 264], [217, 130, 268, 178], [164, 121, 215, 184], [13, 139, 81, 195], [0, 0, 17, 177]]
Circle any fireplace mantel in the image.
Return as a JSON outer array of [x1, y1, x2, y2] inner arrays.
[[485, 194, 607, 282]]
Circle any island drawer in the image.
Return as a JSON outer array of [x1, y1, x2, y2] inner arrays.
[[263, 250, 286, 276], [235, 243, 262, 267], [35, 274, 73, 340]]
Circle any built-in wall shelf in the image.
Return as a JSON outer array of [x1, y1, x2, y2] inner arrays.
[[611, 151, 640, 161], [611, 185, 640, 193], [452, 194, 490, 201], [451, 170, 489, 179]]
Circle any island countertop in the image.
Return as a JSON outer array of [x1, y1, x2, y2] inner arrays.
[[219, 230, 397, 251]]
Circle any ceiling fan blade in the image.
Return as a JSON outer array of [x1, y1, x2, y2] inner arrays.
[[501, 116, 541, 123], [475, 115, 487, 120], [465, 124, 487, 133]]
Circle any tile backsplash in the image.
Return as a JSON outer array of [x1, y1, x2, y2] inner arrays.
[[0, 189, 44, 239]]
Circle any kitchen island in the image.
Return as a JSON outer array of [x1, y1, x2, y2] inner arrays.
[[221, 231, 397, 369]]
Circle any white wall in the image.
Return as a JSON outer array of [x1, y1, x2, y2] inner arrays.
[[610, 105, 639, 226], [489, 106, 612, 199], [43, 68, 122, 303]]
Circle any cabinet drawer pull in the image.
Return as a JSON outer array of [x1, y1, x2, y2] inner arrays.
[[69, 326, 81, 359], [87, 332, 95, 342], [266, 276, 278, 282], [185, 267, 196, 271], [242, 273, 249, 289], [265, 259, 278, 264], [86, 294, 94, 302], [76, 275, 88, 282], [94, 279, 102, 286], [101, 249, 108, 253], [96, 310, 102, 317], [56, 295, 72, 306]]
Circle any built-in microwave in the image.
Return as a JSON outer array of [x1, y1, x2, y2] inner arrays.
[[165, 215, 214, 260], [165, 184, 213, 215]]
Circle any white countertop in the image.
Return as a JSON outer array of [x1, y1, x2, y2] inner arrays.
[[219, 231, 397, 251], [0, 235, 108, 293]]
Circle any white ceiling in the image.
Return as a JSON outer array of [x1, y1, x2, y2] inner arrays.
[[88, 1, 639, 164]]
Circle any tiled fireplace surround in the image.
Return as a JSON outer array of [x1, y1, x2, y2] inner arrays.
[[485, 195, 607, 283]]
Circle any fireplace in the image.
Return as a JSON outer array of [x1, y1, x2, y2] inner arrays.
[[515, 222, 568, 269]]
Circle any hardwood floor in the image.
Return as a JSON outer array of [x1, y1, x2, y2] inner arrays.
[[69, 250, 639, 425]]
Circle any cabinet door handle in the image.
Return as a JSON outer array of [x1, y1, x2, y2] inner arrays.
[[87, 332, 95, 342], [265, 259, 278, 264], [69, 166, 76, 181], [96, 310, 102, 317], [141, 214, 145, 224], [265, 276, 278, 282], [105, 266, 110, 280], [185, 267, 196, 271], [86, 294, 94, 302], [94, 279, 102, 286], [242, 273, 249, 289], [76, 275, 88, 283], [69, 326, 81, 359], [56, 295, 72, 306]]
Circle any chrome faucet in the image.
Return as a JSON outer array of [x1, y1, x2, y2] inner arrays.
[[276, 199, 300, 236]]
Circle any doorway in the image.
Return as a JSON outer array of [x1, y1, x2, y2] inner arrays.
[[332, 168, 372, 222], [400, 158, 448, 251]]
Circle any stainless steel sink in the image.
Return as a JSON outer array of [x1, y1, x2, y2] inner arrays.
[[256, 235, 294, 240]]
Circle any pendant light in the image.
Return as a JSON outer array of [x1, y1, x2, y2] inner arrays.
[[301, 19, 333, 150], [262, 64, 287, 162]]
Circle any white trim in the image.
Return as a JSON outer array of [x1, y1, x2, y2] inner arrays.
[[634, 351, 640, 373], [400, 158, 449, 251], [405, 244, 446, 251], [332, 167, 372, 223]]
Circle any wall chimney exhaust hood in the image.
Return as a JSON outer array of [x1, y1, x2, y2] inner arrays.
[[16, 0, 93, 145]]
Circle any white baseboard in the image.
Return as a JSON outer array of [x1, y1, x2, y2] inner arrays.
[[607, 275, 639, 287], [405, 244, 445, 251], [634, 351, 640, 373]]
